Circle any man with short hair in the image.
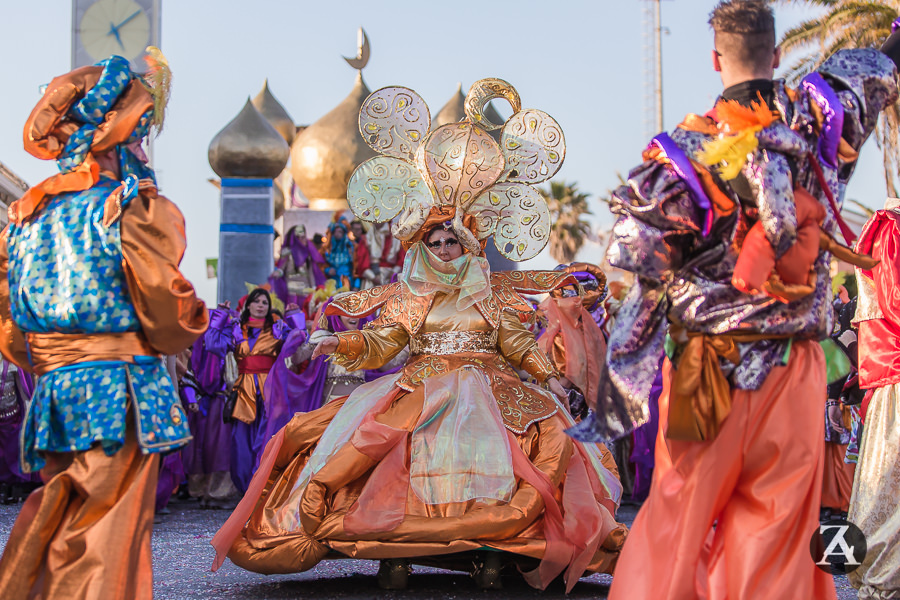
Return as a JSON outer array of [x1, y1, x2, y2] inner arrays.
[[568, 2, 900, 598]]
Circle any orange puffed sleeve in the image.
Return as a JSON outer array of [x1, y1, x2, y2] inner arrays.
[[120, 190, 209, 354]]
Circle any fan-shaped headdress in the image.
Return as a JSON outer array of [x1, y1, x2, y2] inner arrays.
[[346, 78, 566, 261]]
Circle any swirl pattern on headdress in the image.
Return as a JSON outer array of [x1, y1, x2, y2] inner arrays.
[[346, 78, 566, 261]]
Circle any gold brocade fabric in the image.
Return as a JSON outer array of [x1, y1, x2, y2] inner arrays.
[[327, 269, 576, 334], [848, 384, 900, 597], [409, 330, 498, 355], [0, 412, 158, 600], [332, 291, 558, 433]]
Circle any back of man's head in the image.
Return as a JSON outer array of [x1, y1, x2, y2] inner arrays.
[[709, 0, 776, 71]]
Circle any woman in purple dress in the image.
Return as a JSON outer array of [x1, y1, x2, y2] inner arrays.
[[205, 289, 306, 493]]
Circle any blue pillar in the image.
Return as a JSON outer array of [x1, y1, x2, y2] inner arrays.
[[218, 178, 275, 305]]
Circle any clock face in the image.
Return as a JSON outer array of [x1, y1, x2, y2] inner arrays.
[[78, 0, 151, 63]]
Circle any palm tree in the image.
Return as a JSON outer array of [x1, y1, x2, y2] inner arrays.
[[773, 0, 900, 195], [541, 181, 593, 263]]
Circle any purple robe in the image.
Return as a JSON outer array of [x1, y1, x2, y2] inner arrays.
[[0, 367, 38, 485], [630, 366, 662, 501], [181, 336, 232, 477], [269, 228, 326, 305], [205, 308, 306, 492]]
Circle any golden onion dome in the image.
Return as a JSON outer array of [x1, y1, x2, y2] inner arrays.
[[289, 72, 377, 211], [433, 83, 503, 140], [208, 98, 290, 178], [252, 80, 296, 145], [433, 83, 466, 128]]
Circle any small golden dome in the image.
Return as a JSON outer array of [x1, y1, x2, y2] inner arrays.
[[208, 98, 290, 178], [433, 83, 466, 128], [252, 80, 296, 145], [289, 72, 377, 210]]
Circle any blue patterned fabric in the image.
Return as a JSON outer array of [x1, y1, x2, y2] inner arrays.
[[7, 176, 190, 472], [56, 55, 155, 182]]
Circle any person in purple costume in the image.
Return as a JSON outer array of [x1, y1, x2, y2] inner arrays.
[[180, 334, 238, 508], [0, 361, 39, 504], [269, 225, 326, 306], [262, 298, 407, 447], [206, 289, 306, 493], [629, 366, 662, 502]]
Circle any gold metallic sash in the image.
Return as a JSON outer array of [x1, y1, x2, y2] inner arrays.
[[668, 327, 791, 442], [26, 331, 156, 376], [409, 330, 498, 356]]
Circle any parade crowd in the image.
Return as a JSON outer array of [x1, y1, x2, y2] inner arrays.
[[2, 2, 900, 599]]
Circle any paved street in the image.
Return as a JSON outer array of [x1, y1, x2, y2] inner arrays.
[[0, 496, 862, 599]]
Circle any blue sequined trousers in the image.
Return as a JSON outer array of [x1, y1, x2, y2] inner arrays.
[[7, 176, 190, 472]]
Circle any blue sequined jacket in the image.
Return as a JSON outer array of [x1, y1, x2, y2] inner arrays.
[[0, 175, 208, 472]]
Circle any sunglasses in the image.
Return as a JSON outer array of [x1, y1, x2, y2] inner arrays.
[[426, 238, 459, 250]]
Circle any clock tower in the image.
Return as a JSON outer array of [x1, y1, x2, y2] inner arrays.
[[72, 0, 161, 72]]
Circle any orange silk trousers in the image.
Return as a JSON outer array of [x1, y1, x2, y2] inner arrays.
[[0, 416, 159, 600], [609, 340, 837, 600]]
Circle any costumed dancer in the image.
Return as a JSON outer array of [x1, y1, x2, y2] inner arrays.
[[322, 220, 354, 289], [848, 196, 900, 598], [181, 334, 239, 509], [369, 221, 406, 285], [536, 263, 608, 420], [820, 293, 858, 519], [269, 224, 326, 306], [0, 51, 208, 599], [211, 79, 626, 592], [0, 359, 39, 504], [349, 220, 376, 289], [567, 2, 900, 599], [205, 289, 306, 493]]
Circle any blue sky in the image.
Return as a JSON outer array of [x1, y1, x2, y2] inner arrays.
[[0, 1, 890, 304]]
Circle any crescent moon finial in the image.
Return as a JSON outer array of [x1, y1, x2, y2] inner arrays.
[[343, 27, 370, 71]]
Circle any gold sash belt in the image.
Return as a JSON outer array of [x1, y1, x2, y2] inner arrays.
[[409, 330, 498, 356], [668, 326, 792, 442], [26, 331, 156, 376]]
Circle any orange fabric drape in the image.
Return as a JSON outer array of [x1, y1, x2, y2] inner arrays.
[[608, 341, 837, 600]]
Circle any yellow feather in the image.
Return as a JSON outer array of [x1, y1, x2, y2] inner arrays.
[[143, 46, 172, 134], [696, 127, 761, 180]]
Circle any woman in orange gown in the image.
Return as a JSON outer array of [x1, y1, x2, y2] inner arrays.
[[212, 216, 626, 591]]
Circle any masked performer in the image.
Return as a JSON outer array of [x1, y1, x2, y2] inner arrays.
[[205, 289, 306, 493], [0, 52, 209, 600], [565, 3, 900, 599], [849, 197, 900, 599], [270, 225, 326, 306], [212, 80, 625, 592]]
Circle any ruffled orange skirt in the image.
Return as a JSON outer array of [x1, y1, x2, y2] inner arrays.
[[213, 374, 626, 591]]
